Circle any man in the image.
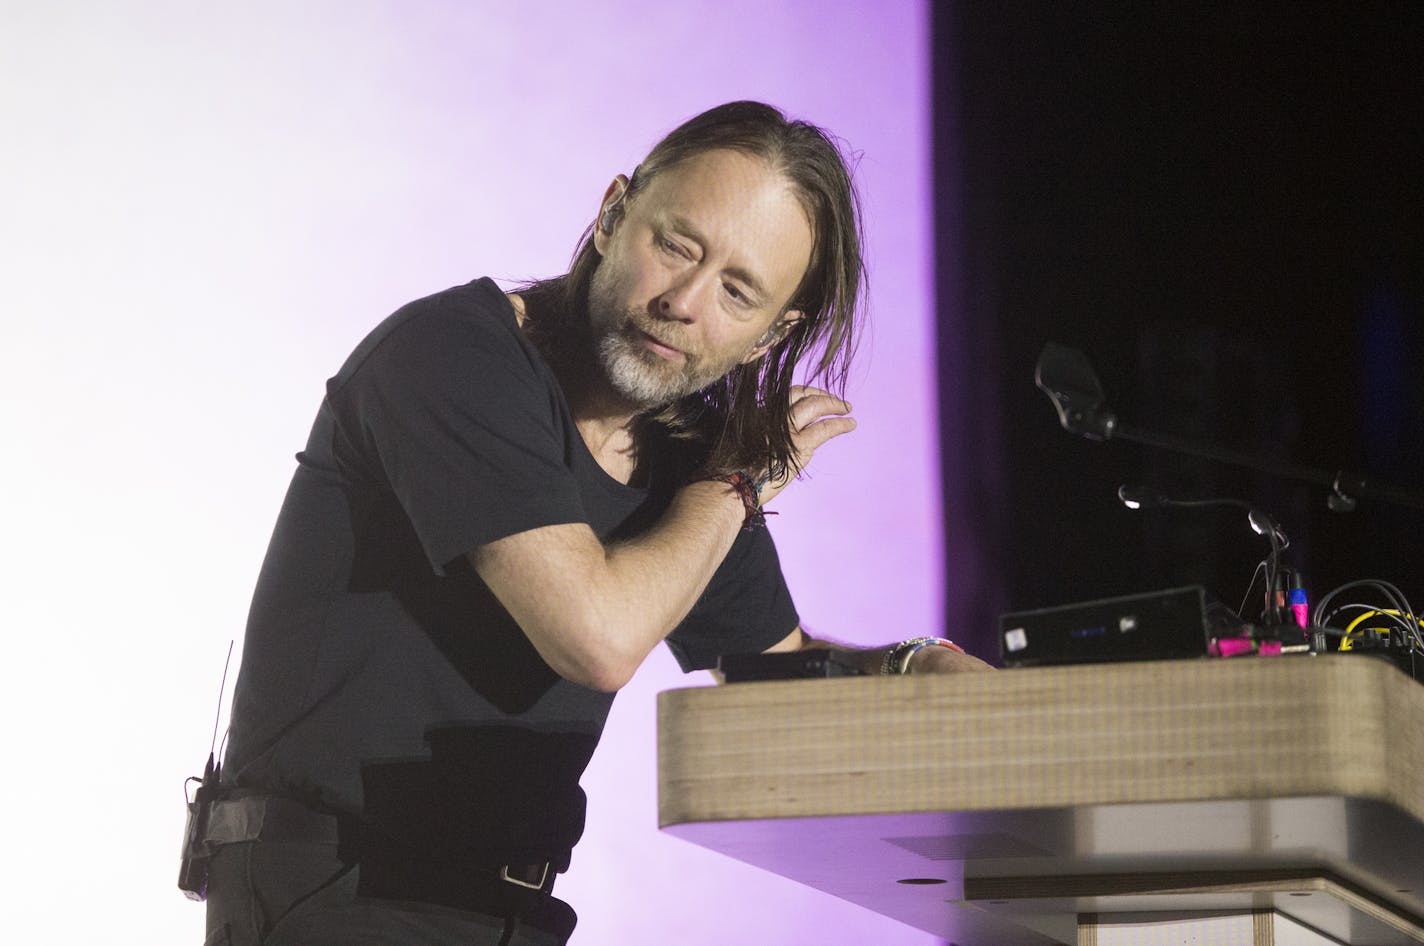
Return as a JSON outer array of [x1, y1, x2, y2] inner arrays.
[[202, 101, 989, 946]]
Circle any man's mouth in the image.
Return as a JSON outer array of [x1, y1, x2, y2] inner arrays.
[[638, 329, 685, 362]]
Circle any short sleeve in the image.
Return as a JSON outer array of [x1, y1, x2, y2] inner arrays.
[[327, 280, 587, 573], [664, 524, 799, 671]]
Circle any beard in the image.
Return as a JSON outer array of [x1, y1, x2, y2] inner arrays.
[[594, 326, 728, 409], [588, 275, 739, 410]]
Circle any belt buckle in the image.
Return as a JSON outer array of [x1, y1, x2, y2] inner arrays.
[[499, 861, 550, 891]]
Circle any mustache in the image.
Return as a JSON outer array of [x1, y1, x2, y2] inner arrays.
[[627, 318, 692, 357]]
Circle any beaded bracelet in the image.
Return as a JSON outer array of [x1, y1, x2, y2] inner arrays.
[[880, 636, 966, 675]]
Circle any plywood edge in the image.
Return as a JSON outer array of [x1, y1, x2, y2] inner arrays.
[[658, 658, 1422, 826]]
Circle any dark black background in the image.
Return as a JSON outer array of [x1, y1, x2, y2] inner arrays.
[[934, 3, 1423, 653]]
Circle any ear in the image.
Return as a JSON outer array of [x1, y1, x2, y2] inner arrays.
[[592, 174, 631, 254], [740, 310, 803, 364]]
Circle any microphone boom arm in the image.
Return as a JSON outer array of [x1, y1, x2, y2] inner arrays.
[[1036, 343, 1424, 513]]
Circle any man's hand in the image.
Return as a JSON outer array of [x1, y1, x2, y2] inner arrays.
[[757, 385, 855, 506], [904, 644, 996, 674], [765, 627, 996, 676]]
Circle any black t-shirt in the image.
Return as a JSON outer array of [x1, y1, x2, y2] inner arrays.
[[223, 278, 797, 867]]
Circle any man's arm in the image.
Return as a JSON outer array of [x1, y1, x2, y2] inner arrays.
[[470, 480, 744, 692], [469, 388, 855, 693], [761, 626, 996, 675]]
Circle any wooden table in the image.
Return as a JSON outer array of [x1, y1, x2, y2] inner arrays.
[[658, 656, 1424, 944]]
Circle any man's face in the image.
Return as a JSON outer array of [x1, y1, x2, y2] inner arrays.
[[586, 148, 815, 409]]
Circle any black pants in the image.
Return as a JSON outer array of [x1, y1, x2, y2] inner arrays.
[[204, 841, 574, 946]]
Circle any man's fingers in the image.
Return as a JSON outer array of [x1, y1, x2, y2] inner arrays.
[[793, 414, 856, 451], [789, 384, 846, 402], [788, 390, 852, 432], [788, 388, 855, 453], [911, 647, 997, 674]]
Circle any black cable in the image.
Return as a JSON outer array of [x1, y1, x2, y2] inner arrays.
[[1315, 580, 1423, 657]]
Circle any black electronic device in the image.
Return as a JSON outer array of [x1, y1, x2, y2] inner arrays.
[[179, 642, 235, 901], [999, 585, 1240, 667], [178, 754, 220, 900], [718, 649, 866, 682]]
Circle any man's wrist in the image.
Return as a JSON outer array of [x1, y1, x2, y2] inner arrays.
[[680, 477, 759, 534], [703, 470, 775, 531], [880, 637, 966, 674]]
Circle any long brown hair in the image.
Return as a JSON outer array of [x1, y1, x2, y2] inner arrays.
[[522, 100, 866, 479]]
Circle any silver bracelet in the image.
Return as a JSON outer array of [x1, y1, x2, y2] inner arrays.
[[880, 637, 934, 675]]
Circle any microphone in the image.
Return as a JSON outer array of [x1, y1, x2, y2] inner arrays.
[[1116, 484, 1290, 623], [1034, 342, 1118, 440]]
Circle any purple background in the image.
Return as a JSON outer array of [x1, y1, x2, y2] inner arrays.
[[1, 3, 949, 942]]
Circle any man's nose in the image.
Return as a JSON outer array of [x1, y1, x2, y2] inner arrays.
[[656, 271, 714, 323]]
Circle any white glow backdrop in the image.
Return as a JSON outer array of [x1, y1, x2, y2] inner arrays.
[[1, 2, 943, 942]]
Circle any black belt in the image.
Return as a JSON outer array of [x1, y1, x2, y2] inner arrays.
[[205, 793, 347, 846], [204, 794, 558, 899]]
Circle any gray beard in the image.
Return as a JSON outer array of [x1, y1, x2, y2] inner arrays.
[[596, 329, 711, 409]]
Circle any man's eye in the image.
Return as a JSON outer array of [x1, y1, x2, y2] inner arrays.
[[659, 237, 683, 256], [724, 284, 745, 302]]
